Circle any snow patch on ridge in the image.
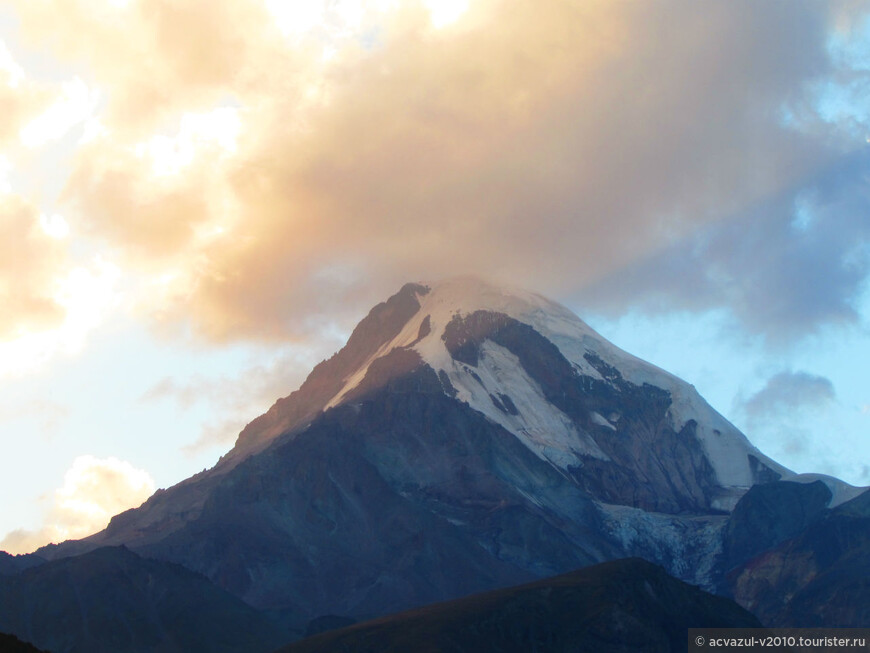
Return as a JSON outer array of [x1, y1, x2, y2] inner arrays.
[[447, 341, 609, 467]]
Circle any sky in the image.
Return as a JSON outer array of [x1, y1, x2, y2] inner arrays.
[[0, 0, 869, 554]]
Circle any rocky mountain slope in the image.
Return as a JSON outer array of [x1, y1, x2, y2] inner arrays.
[[724, 484, 870, 626], [8, 278, 865, 647]]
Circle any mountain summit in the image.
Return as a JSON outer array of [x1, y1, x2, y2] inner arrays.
[[229, 276, 793, 511], [30, 278, 867, 628]]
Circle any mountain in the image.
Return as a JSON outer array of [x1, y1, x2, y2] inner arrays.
[[0, 632, 50, 653], [278, 558, 762, 653], [17, 278, 866, 640], [0, 546, 291, 653], [0, 553, 44, 576]]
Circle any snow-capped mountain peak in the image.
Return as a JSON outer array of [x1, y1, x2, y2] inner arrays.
[[35, 277, 866, 631], [318, 277, 789, 503]]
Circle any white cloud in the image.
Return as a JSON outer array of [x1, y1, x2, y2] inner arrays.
[[423, 0, 468, 28], [0, 39, 25, 88], [0, 154, 10, 193], [265, 0, 325, 37], [19, 77, 100, 148], [39, 213, 70, 239], [0, 455, 154, 554], [132, 106, 241, 177], [0, 257, 121, 378]]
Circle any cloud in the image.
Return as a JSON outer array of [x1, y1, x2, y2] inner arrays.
[[733, 371, 837, 462], [184, 416, 250, 457], [4, 0, 865, 347], [0, 39, 50, 147], [0, 195, 67, 339], [19, 76, 100, 148], [743, 371, 837, 420], [575, 150, 870, 341], [0, 455, 154, 554], [0, 255, 121, 379], [140, 346, 334, 454], [7, 0, 281, 138], [0, 398, 70, 439]]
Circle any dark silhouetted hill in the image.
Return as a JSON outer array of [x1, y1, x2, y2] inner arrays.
[[278, 558, 761, 653], [0, 546, 291, 653]]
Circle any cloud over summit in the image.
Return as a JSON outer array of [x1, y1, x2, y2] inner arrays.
[[3, 0, 848, 344], [0, 0, 865, 351]]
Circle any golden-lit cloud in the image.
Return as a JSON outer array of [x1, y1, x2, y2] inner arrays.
[[0, 455, 154, 554], [0, 260, 120, 378], [2, 0, 854, 346], [0, 195, 67, 339], [65, 110, 239, 262], [0, 196, 120, 376], [7, 0, 284, 137]]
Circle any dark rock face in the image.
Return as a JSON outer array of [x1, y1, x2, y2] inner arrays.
[[304, 615, 357, 638], [747, 454, 783, 485], [343, 347, 427, 401], [726, 489, 870, 627], [443, 311, 719, 513], [0, 547, 290, 653], [720, 480, 832, 573], [225, 282, 430, 464], [134, 367, 615, 619], [278, 558, 762, 653], [40, 283, 435, 561]]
